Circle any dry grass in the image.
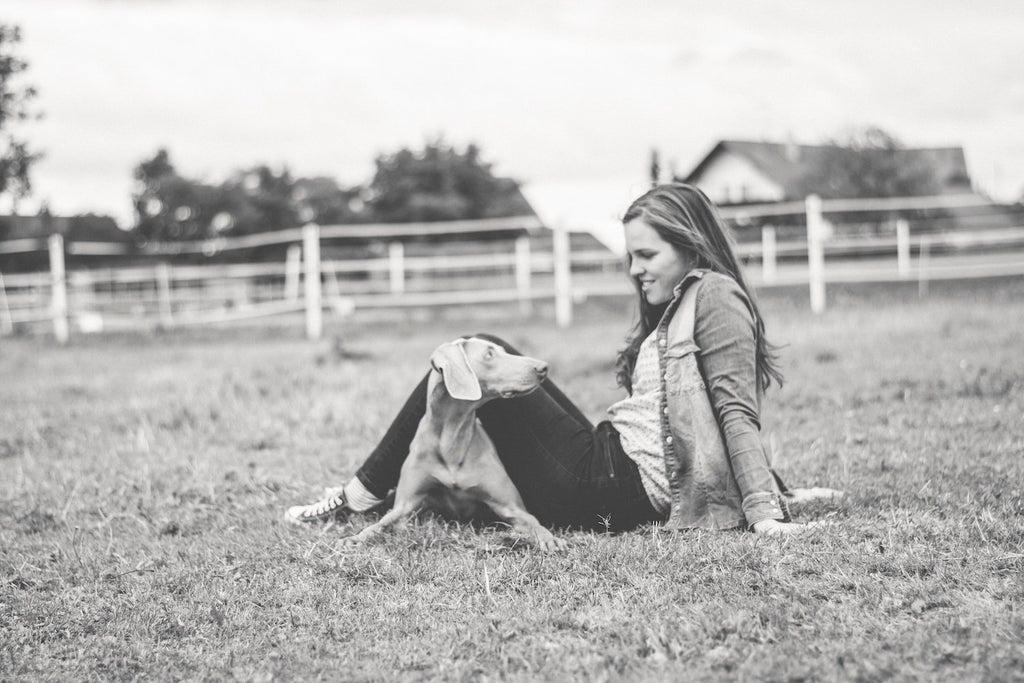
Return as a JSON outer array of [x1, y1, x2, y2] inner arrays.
[[2, 278, 1023, 681]]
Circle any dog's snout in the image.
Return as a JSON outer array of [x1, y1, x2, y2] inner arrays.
[[535, 362, 548, 380]]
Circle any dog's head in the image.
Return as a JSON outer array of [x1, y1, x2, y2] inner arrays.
[[430, 337, 548, 402]]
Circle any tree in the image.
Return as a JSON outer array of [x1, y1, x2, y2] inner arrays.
[[368, 139, 532, 223], [793, 127, 942, 199], [219, 165, 300, 236], [128, 140, 528, 242], [132, 148, 223, 241], [130, 149, 367, 241], [0, 24, 43, 209], [292, 176, 366, 226]]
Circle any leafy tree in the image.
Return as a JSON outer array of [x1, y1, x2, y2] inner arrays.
[[0, 24, 43, 209], [129, 139, 528, 242], [292, 176, 366, 226], [219, 165, 301, 236], [131, 150, 368, 240], [368, 139, 531, 223], [793, 127, 942, 199], [132, 149, 222, 241]]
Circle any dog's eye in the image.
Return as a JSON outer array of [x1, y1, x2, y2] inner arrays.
[[485, 348, 495, 359]]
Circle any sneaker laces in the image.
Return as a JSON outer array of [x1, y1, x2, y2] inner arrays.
[[286, 490, 349, 523], [306, 493, 345, 517]]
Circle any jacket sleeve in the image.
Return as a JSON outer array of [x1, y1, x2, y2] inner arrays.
[[692, 274, 784, 526]]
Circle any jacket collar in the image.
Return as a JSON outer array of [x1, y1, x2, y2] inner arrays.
[[656, 269, 710, 330], [670, 268, 709, 302]]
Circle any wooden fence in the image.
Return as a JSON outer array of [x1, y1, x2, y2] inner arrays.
[[2, 195, 1023, 343]]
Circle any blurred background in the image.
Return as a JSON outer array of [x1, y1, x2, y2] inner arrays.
[[2, 0, 1023, 337]]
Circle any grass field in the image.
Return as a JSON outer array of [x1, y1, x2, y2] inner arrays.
[[2, 277, 1023, 681]]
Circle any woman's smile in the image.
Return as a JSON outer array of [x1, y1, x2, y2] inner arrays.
[[624, 218, 696, 305]]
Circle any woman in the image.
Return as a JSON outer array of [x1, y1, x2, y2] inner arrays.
[[287, 183, 806, 535]]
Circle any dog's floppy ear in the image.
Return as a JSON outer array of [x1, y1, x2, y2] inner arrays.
[[430, 339, 482, 401]]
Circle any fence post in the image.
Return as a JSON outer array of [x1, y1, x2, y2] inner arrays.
[[232, 280, 251, 310], [896, 218, 910, 279], [805, 194, 826, 314], [48, 234, 69, 344], [388, 241, 405, 295], [303, 223, 322, 340], [156, 262, 174, 327], [285, 244, 301, 300], [323, 264, 342, 300], [553, 222, 572, 328], [515, 235, 533, 316], [761, 225, 777, 285], [0, 272, 13, 335], [918, 235, 930, 298]]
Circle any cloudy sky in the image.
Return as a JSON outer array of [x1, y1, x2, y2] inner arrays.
[[5, 0, 1024, 227]]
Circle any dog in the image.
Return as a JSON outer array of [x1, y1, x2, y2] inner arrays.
[[342, 337, 566, 551]]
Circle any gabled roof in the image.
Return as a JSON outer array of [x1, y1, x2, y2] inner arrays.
[[684, 140, 972, 198]]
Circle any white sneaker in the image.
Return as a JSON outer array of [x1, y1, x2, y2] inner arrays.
[[285, 489, 351, 524]]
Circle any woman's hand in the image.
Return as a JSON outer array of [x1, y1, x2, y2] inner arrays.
[[752, 518, 814, 535]]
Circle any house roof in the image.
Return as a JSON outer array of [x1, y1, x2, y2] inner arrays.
[[684, 140, 971, 198]]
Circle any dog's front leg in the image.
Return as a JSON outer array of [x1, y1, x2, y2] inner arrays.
[[491, 501, 566, 552], [340, 496, 422, 546], [479, 472, 566, 551], [341, 455, 435, 546]]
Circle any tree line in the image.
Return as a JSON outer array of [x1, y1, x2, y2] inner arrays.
[[131, 140, 533, 243]]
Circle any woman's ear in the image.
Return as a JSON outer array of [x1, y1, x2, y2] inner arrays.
[[429, 339, 482, 401]]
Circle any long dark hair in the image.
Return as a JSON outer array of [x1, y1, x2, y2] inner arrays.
[[615, 183, 784, 393]]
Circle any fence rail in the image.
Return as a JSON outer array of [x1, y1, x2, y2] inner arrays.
[[2, 195, 1024, 342], [716, 192, 996, 220]]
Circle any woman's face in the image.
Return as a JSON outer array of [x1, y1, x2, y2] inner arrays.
[[624, 218, 696, 305]]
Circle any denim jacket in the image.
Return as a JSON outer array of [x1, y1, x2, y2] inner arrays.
[[658, 269, 786, 530]]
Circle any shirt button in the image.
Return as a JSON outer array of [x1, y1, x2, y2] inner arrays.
[[659, 339, 666, 347], [665, 436, 673, 444]]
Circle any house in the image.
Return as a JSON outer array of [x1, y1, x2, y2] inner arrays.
[[682, 139, 973, 205]]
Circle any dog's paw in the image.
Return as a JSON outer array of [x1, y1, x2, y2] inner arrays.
[[338, 533, 367, 547], [543, 537, 569, 552], [534, 531, 568, 552]]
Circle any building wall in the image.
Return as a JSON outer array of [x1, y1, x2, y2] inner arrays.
[[690, 154, 785, 205]]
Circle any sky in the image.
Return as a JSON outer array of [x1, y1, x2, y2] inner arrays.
[[4, 0, 1024, 231]]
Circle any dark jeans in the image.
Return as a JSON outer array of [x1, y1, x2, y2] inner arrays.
[[355, 334, 662, 532]]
